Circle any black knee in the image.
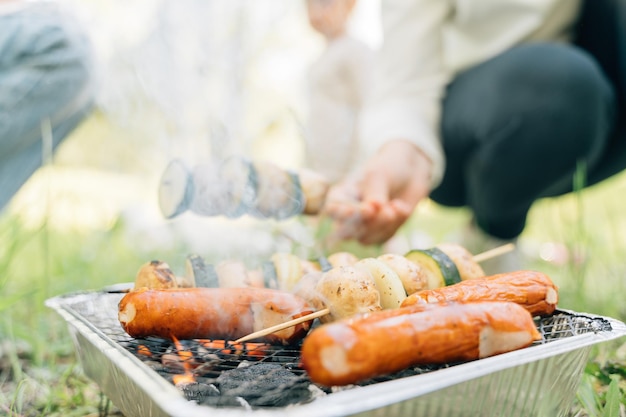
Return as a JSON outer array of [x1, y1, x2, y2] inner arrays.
[[457, 43, 615, 163], [492, 43, 615, 160]]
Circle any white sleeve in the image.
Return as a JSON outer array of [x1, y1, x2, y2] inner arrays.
[[359, 0, 452, 189]]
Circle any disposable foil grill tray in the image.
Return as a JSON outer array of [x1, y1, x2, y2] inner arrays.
[[46, 289, 626, 417]]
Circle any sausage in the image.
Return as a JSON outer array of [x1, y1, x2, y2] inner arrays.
[[118, 287, 316, 345], [400, 270, 558, 316], [300, 301, 541, 386]]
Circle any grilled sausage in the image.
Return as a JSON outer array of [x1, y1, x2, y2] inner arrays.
[[301, 301, 541, 386], [400, 270, 558, 316], [118, 287, 315, 345]]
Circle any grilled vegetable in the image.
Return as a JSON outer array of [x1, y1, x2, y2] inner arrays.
[[220, 156, 258, 218], [261, 261, 280, 289], [313, 265, 382, 323], [185, 254, 219, 287], [405, 247, 462, 289], [292, 271, 326, 312], [377, 253, 429, 295], [436, 243, 485, 281], [400, 270, 559, 316], [298, 168, 330, 215], [135, 260, 179, 290], [215, 260, 251, 288], [301, 258, 324, 274], [251, 161, 303, 219], [317, 256, 333, 272], [327, 251, 359, 267], [271, 253, 304, 291], [354, 258, 407, 309], [158, 159, 193, 219]]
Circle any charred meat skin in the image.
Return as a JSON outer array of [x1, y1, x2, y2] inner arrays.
[[118, 287, 315, 345]]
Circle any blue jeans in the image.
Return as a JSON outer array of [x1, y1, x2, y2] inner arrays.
[[0, 3, 94, 212]]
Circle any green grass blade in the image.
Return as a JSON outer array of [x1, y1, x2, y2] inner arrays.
[[577, 373, 602, 417], [601, 376, 621, 417]]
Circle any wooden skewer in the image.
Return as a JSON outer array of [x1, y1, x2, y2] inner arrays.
[[234, 308, 331, 343], [233, 243, 515, 343], [471, 242, 516, 263]]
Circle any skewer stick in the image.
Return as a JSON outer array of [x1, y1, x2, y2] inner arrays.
[[234, 308, 331, 343], [233, 243, 515, 343], [471, 242, 516, 264]]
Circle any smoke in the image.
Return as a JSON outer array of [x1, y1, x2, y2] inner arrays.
[[23, 0, 381, 262]]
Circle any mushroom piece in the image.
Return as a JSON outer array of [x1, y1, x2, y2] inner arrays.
[[314, 265, 382, 323], [377, 253, 429, 295], [135, 260, 179, 290]]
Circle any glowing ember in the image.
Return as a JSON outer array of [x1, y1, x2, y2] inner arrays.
[[172, 372, 196, 386], [171, 335, 196, 386], [136, 344, 152, 357], [197, 340, 270, 357]]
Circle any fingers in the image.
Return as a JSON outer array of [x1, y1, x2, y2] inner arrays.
[[321, 140, 432, 245], [323, 178, 378, 220], [322, 174, 417, 244], [325, 198, 413, 245], [356, 200, 413, 244], [322, 171, 420, 244], [359, 167, 390, 209]]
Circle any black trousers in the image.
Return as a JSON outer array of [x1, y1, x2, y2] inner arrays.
[[430, 0, 626, 240]]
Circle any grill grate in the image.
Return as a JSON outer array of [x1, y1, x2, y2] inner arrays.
[[64, 292, 613, 409]]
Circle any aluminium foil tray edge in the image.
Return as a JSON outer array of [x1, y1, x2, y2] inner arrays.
[[46, 292, 626, 417]]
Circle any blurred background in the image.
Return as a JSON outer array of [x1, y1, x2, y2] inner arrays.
[[6, 0, 382, 257], [1, 1, 624, 416]]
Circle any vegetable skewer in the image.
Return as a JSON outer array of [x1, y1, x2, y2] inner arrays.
[[232, 244, 516, 343]]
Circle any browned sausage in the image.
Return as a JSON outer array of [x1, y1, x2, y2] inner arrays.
[[400, 270, 558, 316], [301, 301, 541, 386], [118, 287, 315, 345]]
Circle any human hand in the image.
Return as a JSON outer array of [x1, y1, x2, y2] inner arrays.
[[322, 140, 432, 245]]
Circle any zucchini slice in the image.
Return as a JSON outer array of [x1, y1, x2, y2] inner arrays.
[[220, 156, 258, 218], [436, 243, 485, 281], [250, 161, 302, 219], [185, 254, 219, 288], [189, 161, 229, 216], [404, 247, 462, 289], [317, 256, 333, 272], [158, 159, 193, 219], [261, 261, 279, 289]]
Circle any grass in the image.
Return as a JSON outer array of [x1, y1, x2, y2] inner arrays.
[[0, 166, 625, 416]]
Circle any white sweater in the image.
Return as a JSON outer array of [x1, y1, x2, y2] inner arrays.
[[359, 0, 582, 188], [305, 35, 374, 182]]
